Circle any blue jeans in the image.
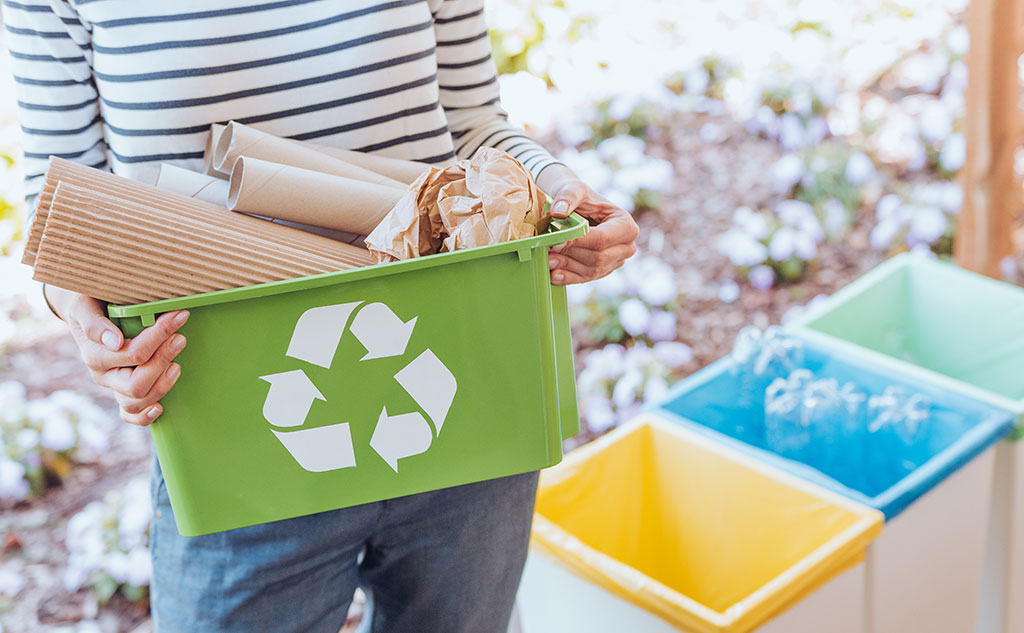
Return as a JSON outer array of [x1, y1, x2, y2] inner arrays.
[[149, 458, 538, 633]]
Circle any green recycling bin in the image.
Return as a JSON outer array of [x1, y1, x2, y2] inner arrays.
[[789, 253, 1024, 633], [108, 215, 587, 536]]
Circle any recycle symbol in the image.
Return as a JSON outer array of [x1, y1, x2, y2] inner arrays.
[[258, 301, 457, 473]]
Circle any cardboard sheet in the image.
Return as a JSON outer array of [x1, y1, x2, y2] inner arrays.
[[27, 158, 375, 304]]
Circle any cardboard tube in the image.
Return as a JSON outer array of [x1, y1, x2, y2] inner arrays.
[[228, 157, 404, 235], [303, 141, 436, 184], [156, 164, 230, 206], [203, 123, 228, 179], [215, 122, 407, 188]]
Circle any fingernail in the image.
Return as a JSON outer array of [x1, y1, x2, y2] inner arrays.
[[552, 201, 569, 216], [553, 272, 564, 283], [170, 334, 187, 353], [147, 406, 161, 420], [173, 311, 190, 327], [166, 364, 180, 380], [101, 330, 120, 351], [548, 257, 559, 269]]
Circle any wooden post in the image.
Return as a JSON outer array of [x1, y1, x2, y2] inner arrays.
[[957, 0, 1023, 278]]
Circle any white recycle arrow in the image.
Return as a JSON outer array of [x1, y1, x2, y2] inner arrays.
[[259, 370, 325, 428], [395, 350, 457, 435], [272, 423, 357, 472], [370, 407, 433, 472], [350, 303, 417, 360], [286, 302, 361, 369]]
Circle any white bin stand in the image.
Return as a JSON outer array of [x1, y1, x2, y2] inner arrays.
[[516, 552, 867, 633], [862, 449, 995, 633], [977, 439, 1024, 633]]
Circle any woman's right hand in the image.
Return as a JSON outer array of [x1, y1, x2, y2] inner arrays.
[[47, 286, 189, 426]]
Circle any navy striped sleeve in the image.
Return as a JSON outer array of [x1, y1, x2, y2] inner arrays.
[[3, 0, 106, 212], [432, 0, 560, 183]]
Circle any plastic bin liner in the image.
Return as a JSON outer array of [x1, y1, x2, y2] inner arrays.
[[532, 415, 883, 633], [655, 340, 1015, 519], [793, 253, 1024, 435]]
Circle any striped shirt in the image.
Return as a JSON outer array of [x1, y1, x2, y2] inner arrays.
[[2, 0, 560, 210]]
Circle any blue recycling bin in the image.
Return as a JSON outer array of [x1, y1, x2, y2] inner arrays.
[[654, 339, 1014, 633]]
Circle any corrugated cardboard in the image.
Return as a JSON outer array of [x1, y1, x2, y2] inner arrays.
[[28, 158, 375, 304]]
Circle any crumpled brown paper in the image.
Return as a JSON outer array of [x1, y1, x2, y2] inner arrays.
[[365, 148, 549, 263]]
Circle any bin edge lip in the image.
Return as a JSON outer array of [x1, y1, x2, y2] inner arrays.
[[107, 214, 588, 319]]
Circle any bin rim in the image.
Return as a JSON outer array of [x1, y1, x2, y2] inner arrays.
[[786, 252, 1024, 422], [107, 213, 588, 321], [533, 415, 883, 633], [649, 346, 1016, 519]]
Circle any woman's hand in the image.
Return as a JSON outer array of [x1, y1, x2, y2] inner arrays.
[[536, 164, 639, 285], [46, 286, 189, 426]]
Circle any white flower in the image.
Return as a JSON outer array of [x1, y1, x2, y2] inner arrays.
[[939, 132, 966, 172], [41, 415, 77, 452], [870, 218, 903, 250], [636, 268, 676, 306], [717, 229, 768, 267], [583, 395, 617, 433], [77, 422, 110, 454], [590, 269, 628, 298], [0, 458, 29, 503], [597, 135, 646, 164], [844, 152, 875, 185], [612, 369, 644, 409], [769, 227, 797, 261], [792, 229, 819, 260], [608, 93, 640, 121], [582, 345, 626, 382], [822, 198, 849, 238], [124, 546, 152, 587], [875, 194, 903, 222], [805, 116, 828, 145], [654, 341, 693, 368], [0, 567, 25, 597], [775, 199, 815, 226], [733, 207, 769, 240], [749, 265, 776, 291], [684, 66, 710, 95], [907, 206, 948, 245], [15, 428, 39, 452], [103, 551, 131, 584], [618, 298, 652, 337], [771, 154, 804, 194], [947, 25, 970, 57], [718, 281, 740, 304], [643, 375, 670, 404], [645, 310, 677, 342], [779, 113, 806, 150], [918, 100, 953, 144]]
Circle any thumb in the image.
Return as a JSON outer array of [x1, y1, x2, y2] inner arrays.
[[71, 298, 124, 351], [550, 181, 586, 219]]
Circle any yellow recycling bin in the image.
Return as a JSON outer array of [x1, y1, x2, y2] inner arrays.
[[516, 415, 883, 633]]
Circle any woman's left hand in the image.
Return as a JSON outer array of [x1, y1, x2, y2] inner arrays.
[[540, 171, 639, 285]]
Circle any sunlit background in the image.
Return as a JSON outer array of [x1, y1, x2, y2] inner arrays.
[[1, 1, 1019, 631]]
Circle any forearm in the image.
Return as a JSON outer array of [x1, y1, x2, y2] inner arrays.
[[43, 284, 95, 323], [535, 163, 579, 199]]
